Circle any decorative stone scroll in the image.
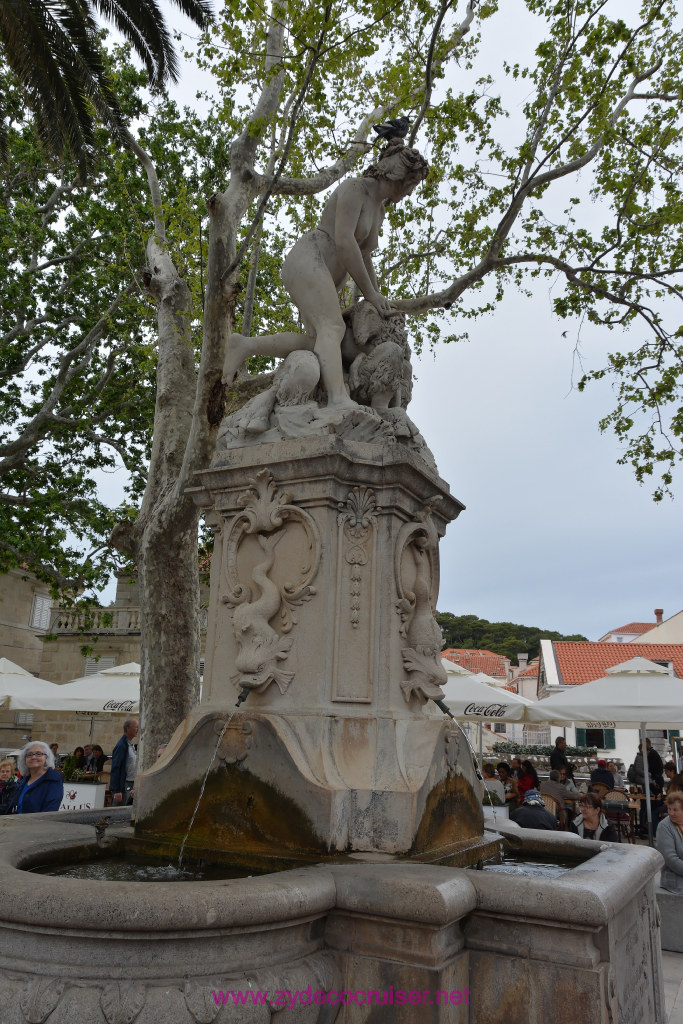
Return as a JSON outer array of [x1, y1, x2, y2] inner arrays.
[[395, 497, 448, 705], [336, 486, 380, 629], [221, 469, 321, 695], [331, 485, 381, 701]]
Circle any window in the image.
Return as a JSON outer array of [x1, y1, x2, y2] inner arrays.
[[30, 594, 51, 630], [493, 723, 506, 733], [83, 657, 116, 676], [651, 660, 674, 676], [576, 728, 616, 750]]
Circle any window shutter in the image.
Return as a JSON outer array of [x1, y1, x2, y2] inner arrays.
[[603, 729, 616, 750], [83, 657, 116, 676], [30, 594, 52, 630], [575, 728, 587, 747]]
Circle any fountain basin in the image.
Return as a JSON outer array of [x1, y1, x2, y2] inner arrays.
[[0, 809, 666, 1023]]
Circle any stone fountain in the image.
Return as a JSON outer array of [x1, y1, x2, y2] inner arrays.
[[0, 139, 667, 1023]]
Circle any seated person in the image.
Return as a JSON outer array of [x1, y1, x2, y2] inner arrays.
[[510, 789, 558, 831], [540, 770, 570, 809], [589, 760, 614, 790], [663, 762, 683, 794], [516, 760, 540, 802], [481, 763, 505, 805], [0, 760, 19, 814], [656, 792, 683, 893], [6, 742, 63, 814], [88, 745, 107, 773], [496, 763, 519, 806], [569, 793, 618, 842], [558, 765, 579, 796], [606, 761, 625, 790]]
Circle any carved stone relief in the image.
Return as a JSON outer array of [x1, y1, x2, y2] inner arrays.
[[336, 486, 380, 629], [395, 497, 448, 705], [215, 717, 252, 764], [12, 952, 341, 1024], [331, 486, 380, 701], [221, 470, 321, 695]]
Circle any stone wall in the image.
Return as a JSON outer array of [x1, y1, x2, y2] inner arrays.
[[0, 569, 50, 675]]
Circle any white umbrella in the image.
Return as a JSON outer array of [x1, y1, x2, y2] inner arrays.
[[438, 660, 533, 767], [469, 670, 517, 689], [439, 660, 533, 721], [17, 662, 141, 714], [438, 657, 472, 676], [526, 656, 683, 842], [0, 658, 61, 709], [525, 657, 680, 728]]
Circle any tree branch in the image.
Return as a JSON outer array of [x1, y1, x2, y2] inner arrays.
[[0, 284, 135, 472], [408, 0, 470, 147]]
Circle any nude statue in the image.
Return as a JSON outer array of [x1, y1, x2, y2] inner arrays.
[[222, 139, 429, 411]]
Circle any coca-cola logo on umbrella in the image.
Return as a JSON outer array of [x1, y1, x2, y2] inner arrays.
[[103, 700, 136, 712], [463, 702, 510, 718]]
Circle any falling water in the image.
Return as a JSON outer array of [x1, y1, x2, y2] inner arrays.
[[456, 720, 500, 826], [177, 711, 235, 869], [433, 699, 499, 824]]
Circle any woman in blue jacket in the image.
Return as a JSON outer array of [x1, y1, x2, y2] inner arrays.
[[9, 741, 63, 814]]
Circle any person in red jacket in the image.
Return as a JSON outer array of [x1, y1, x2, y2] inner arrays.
[[517, 760, 540, 802]]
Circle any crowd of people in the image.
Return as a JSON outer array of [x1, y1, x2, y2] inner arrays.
[[0, 718, 140, 815], [483, 735, 683, 853]]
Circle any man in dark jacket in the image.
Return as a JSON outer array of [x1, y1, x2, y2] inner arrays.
[[590, 760, 615, 790], [629, 739, 665, 835], [110, 718, 139, 805], [0, 761, 18, 813], [550, 737, 570, 773], [510, 789, 558, 831]]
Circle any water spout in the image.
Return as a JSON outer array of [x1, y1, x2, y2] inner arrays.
[[433, 698, 455, 719], [235, 686, 251, 709]]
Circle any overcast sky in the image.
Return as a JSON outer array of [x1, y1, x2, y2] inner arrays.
[[105, 1, 680, 643]]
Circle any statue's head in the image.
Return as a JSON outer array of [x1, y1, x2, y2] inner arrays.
[[363, 140, 429, 191]]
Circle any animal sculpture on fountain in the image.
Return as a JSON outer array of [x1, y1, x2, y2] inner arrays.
[[218, 137, 435, 468]]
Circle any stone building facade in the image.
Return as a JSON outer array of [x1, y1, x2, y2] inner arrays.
[[0, 572, 208, 754]]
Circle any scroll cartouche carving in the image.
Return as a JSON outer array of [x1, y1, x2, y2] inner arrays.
[[20, 978, 66, 1024], [337, 487, 379, 628], [100, 982, 146, 1024], [222, 470, 321, 694], [395, 497, 447, 705]]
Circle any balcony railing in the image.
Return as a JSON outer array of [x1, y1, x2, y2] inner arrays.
[[50, 606, 208, 633], [50, 607, 141, 633]]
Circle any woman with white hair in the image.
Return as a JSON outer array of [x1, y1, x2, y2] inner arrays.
[[6, 741, 63, 814]]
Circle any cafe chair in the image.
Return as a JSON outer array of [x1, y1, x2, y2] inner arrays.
[[604, 789, 634, 844], [541, 792, 565, 830]]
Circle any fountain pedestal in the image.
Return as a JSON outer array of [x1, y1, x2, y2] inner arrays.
[[135, 436, 488, 861]]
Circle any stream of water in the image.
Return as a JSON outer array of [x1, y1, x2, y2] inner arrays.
[[177, 711, 235, 869]]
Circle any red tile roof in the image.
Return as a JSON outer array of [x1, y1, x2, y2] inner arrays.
[[519, 662, 539, 677], [607, 621, 657, 635], [442, 648, 502, 658], [551, 642, 683, 685], [441, 649, 509, 678]]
